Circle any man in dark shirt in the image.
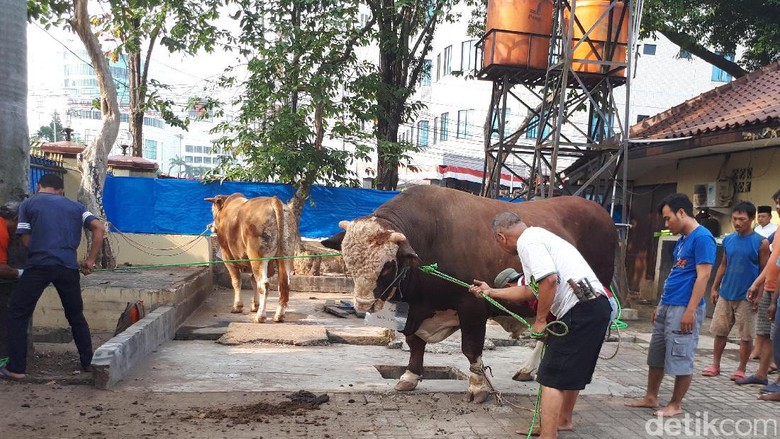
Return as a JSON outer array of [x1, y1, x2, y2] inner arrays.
[[1, 174, 105, 380]]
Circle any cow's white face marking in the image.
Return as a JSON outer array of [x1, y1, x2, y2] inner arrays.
[[340, 218, 401, 312]]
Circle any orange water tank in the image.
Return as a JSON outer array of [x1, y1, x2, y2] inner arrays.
[[483, 0, 554, 70], [565, 0, 629, 76]]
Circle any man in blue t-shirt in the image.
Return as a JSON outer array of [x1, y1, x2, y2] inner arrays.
[[1, 174, 105, 381], [626, 193, 716, 417], [702, 202, 768, 382]]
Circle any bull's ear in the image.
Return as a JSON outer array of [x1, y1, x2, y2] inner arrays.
[[391, 232, 421, 267], [321, 231, 345, 250], [338, 220, 352, 230], [204, 197, 215, 203]]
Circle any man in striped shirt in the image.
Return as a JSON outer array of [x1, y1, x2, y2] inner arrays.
[[0, 174, 104, 380]]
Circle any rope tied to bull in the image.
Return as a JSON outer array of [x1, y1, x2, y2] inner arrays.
[[417, 263, 568, 339]]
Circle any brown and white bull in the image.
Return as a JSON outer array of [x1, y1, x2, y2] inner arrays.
[[205, 193, 295, 323], [322, 185, 615, 402]]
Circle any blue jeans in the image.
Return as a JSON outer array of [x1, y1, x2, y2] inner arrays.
[[6, 266, 92, 373]]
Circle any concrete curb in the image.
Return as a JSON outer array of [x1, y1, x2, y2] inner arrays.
[[92, 305, 176, 389]]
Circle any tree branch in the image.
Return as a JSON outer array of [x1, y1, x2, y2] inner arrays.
[[658, 27, 748, 78]]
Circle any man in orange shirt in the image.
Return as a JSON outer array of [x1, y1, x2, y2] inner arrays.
[[0, 201, 22, 280]]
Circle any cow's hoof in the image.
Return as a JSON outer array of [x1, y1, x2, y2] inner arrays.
[[231, 304, 243, 314], [512, 370, 535, 382], [253, 315, 267, 323], [273, 315, 284, 323], [395, 370, 420, 391], [464, 390, 490, 403], [250, 305, 259, 313]]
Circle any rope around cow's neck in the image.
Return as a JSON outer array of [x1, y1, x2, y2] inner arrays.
[[417, 263, 568, 338]]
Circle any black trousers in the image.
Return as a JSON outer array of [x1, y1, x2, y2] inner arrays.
[[6, 266, 92, 373]]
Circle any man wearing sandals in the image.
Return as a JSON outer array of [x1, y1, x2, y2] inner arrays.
[[702, 202, 769, 381], [626, 193, 716, 417], [470, 212, 612, 438]]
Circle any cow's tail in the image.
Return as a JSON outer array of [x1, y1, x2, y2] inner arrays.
[[271, 196, 290, 307]]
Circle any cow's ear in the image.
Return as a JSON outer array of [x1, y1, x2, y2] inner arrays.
[[338, 220, 352, 230], [204, 197, 215, 203], [390, 232, 421, 267], [321, 231, 345, 250], [206, 195, 227, 210]]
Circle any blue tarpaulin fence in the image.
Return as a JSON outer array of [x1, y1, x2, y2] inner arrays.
[[102, 175, 399, 238]]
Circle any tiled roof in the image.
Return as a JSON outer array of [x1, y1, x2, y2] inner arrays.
[[630, 61, 780, 139]]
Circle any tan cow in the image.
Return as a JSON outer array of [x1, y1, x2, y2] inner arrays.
[[205, 193, 295, 323]]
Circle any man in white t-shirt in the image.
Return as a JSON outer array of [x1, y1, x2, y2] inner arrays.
[[755, 205, 777, 240], [469, 212, 612, 439]]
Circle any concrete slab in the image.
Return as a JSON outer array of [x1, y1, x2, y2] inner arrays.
[[217, 322, 330, 346], [327, 326, 394, 345]]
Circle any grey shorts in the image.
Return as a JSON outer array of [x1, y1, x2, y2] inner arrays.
[[647, 303, 706, 376], [756, 291, 774, 336]]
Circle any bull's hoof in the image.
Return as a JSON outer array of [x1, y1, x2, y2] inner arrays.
[[250, 304, 259, 313], [464, 390, 490, 404], [273, 315, 284, 323], [394, 370, 421, 391], [512, 370, 535, 382], [253, 314, 267, 323], [231, 304, 244, 313]]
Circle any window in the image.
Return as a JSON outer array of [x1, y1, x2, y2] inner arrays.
[[642, 44, 656, 55], [143, 139, 157, 160], [433, 117, 438, 144], [417, 120, 429, 147], [443, 45, 452, 75], [678, 49, 692, 59], [712, 53, 734, 82], [204, 157, 212, 164], [436, 53, 441, 81], [184, 156, 193, 163], [440, 112, 449, 141], [194, 156, 203, 163], [526, 114, 551, 140], [119, 113, 129, 123], [636, 114, 649, 123], [457, 110, 469, 138], [491, 109, 512, 138], [461, 40, 477, 72], [422, 60, 432, 86]]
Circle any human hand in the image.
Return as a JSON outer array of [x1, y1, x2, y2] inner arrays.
[[651, 307, 657, 324], [769, 302, 777, 322], [678, 309, 696, 333], [746, 285, 760, 303], [80, 258, 96, 275], [468, 280, 490, 299], [710, 289, 719, 305], [531, 319, 548, 340]]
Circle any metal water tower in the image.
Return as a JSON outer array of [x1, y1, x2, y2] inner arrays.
[[476, 0, 642, 220]]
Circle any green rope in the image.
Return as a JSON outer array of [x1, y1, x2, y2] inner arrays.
[[0, 356, 7, 369], [0, 253, 341, 280], [93, 252, 342, 272], [526, 346, 545, 439], [418, 263, 568, 338]]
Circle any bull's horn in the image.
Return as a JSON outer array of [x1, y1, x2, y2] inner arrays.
[[204, 197, 216, 203], [389, 232, 407, 243], [338, 220, 353, 230]]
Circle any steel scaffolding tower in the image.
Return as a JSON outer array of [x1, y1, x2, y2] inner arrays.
[[477, 0, 642, 221]]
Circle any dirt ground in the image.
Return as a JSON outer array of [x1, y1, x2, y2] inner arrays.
[[0, 380, 502, 438]]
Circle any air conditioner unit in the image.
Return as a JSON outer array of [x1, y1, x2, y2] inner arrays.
[[693, 181, 731, 208]]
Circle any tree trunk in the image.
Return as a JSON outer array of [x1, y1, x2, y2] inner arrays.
[[375, 108, 402, 191], [128, 50, 144, 157], [0, 0, 29, 203], [72, 0, 119, 268]]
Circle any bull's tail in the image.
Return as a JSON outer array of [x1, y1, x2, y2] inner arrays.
[[271, 196, 290, 307]]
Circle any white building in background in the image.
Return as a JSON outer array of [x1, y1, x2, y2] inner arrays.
[[27, 36, 224, 178]]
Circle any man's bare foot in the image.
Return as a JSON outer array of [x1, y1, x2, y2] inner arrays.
[[625, 397, 660, 408], [653, 405, 683, 417], [517, 426, 573, 436], [758, 392, 780, 402], [0, 367, 25, 380]]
